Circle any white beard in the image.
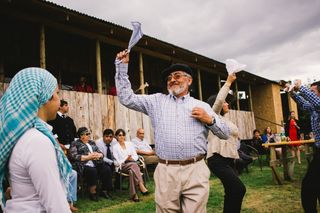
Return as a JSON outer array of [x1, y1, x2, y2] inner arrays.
[[168, 82, 188, 96]]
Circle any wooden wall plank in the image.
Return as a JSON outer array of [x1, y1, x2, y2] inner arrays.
[[75, 92, 90, 130], [89, 93, 102, 140], [100, 94, 110, 133], [106, 95, 115, 131], [114, 96, 130, 141], [225, 109, 256, 139], [128, 109, 143, 140]]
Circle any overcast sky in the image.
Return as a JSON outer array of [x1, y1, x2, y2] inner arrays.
[[49, 0, 320, 82]]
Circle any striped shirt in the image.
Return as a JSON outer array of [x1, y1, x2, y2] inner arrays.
[[291, 85, 320, 147], [115, 63, 230, 160]]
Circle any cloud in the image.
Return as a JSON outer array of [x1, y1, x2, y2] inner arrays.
[[49, 0, 320, 82]]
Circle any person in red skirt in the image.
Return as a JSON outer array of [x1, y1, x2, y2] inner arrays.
[[285, 111, 301, 164]]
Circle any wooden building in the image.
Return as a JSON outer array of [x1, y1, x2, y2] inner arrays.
[[0, 0, 298, 141]]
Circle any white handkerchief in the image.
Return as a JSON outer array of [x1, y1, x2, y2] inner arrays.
[[225, 59, 247, 74], [284, 84, 294, 92], [128, 21, 143, 52]]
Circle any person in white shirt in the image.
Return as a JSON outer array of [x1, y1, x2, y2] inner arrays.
[[132, 128, 159, 164], [96, 129, 117, 167], [113, 129, 149, 202], [0, 68, 72, 213]]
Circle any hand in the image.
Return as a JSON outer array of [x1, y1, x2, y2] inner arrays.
[[191, 107, 213, 125], [283, 83, 290, 92], [225, 73, 236, 86], [60, 144, 67, 151], [87, 153, 95, 160], [293, 79, 302, 90], [5, 187, 11, 200], [116, 50, 129, 64], [93, 152, 102, 160], [127, 155, 133, 161]]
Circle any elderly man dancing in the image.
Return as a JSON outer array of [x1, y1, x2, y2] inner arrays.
[[115, 50, 230, 213]]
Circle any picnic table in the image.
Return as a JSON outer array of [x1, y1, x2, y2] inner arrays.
[[262, 139, 315, 185]]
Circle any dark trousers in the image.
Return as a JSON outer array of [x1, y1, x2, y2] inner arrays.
[[301, 148, 320, 213], [83, 163, 113, 191], [208, 154, 246, 213]]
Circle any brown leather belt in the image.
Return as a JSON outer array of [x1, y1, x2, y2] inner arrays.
[[159, 155, 205, 166]]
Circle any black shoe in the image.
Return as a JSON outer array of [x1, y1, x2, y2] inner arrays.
[[89, 193, 99, 202], [130, 194, 140, 202], [100, 190, 112, 200], [141, 190, 149, 196]]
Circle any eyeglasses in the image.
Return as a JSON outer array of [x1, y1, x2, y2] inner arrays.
[[81, 133, 90, 136], [167, 72, 190, 82]]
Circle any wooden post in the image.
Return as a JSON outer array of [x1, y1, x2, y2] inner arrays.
[[269, 146, 282, 185], [197, 69, 202, 101], [96, 40, 102, 94], [248, 83, 253, 111], [139, 52, 145, 94], [217, 75, 221, 90], [235, 81, 240, 110], [40, 25, 46, 69]]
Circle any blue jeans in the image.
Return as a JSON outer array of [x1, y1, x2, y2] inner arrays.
[[67, 170, 77, 203]]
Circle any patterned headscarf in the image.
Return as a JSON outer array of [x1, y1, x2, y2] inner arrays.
[[0, 67, 72, 206]]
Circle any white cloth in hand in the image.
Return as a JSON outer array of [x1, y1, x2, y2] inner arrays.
[[225, 59, 247, 74], [128, 21, 143, 52]]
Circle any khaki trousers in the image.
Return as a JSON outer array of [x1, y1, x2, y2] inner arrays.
[[154, 159, 210, 213]]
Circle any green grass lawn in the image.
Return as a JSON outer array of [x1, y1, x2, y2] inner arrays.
[[75, 156, 315, 213]]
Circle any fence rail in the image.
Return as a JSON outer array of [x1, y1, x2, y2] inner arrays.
[[1, 83, 255, 142]]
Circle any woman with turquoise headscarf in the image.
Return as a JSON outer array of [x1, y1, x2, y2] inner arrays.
[[0, 68, 72, 212]]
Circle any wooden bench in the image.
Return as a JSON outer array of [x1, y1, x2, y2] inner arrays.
[[262, 139, 315, 185]]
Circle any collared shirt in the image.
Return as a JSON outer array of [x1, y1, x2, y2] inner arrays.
[[131, 137, 153, 152], [95, 138, 117, 165], [84, 143, 95, 167], [115, 63, 230, 160], [291, 85, 320, 147], [57, 111, 64, 118], [112, 141, 138, 168]]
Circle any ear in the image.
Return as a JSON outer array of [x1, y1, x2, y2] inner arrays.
[[188, 78, 193, 86]]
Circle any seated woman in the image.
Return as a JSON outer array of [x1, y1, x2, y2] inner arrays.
[[251, 129, 266, 155], [113, 129, 149, 202], [69, 127, 113, 201], [262, 126, 282, 159]]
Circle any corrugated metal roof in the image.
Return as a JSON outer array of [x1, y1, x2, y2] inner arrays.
[[42, 0, 224, 66]]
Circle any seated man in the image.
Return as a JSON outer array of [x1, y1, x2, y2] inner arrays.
[[96, 129, 117, 170], [131, 128, 158, 165]]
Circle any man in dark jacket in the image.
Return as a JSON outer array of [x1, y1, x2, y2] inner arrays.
[[48, 100, 77, 152]]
